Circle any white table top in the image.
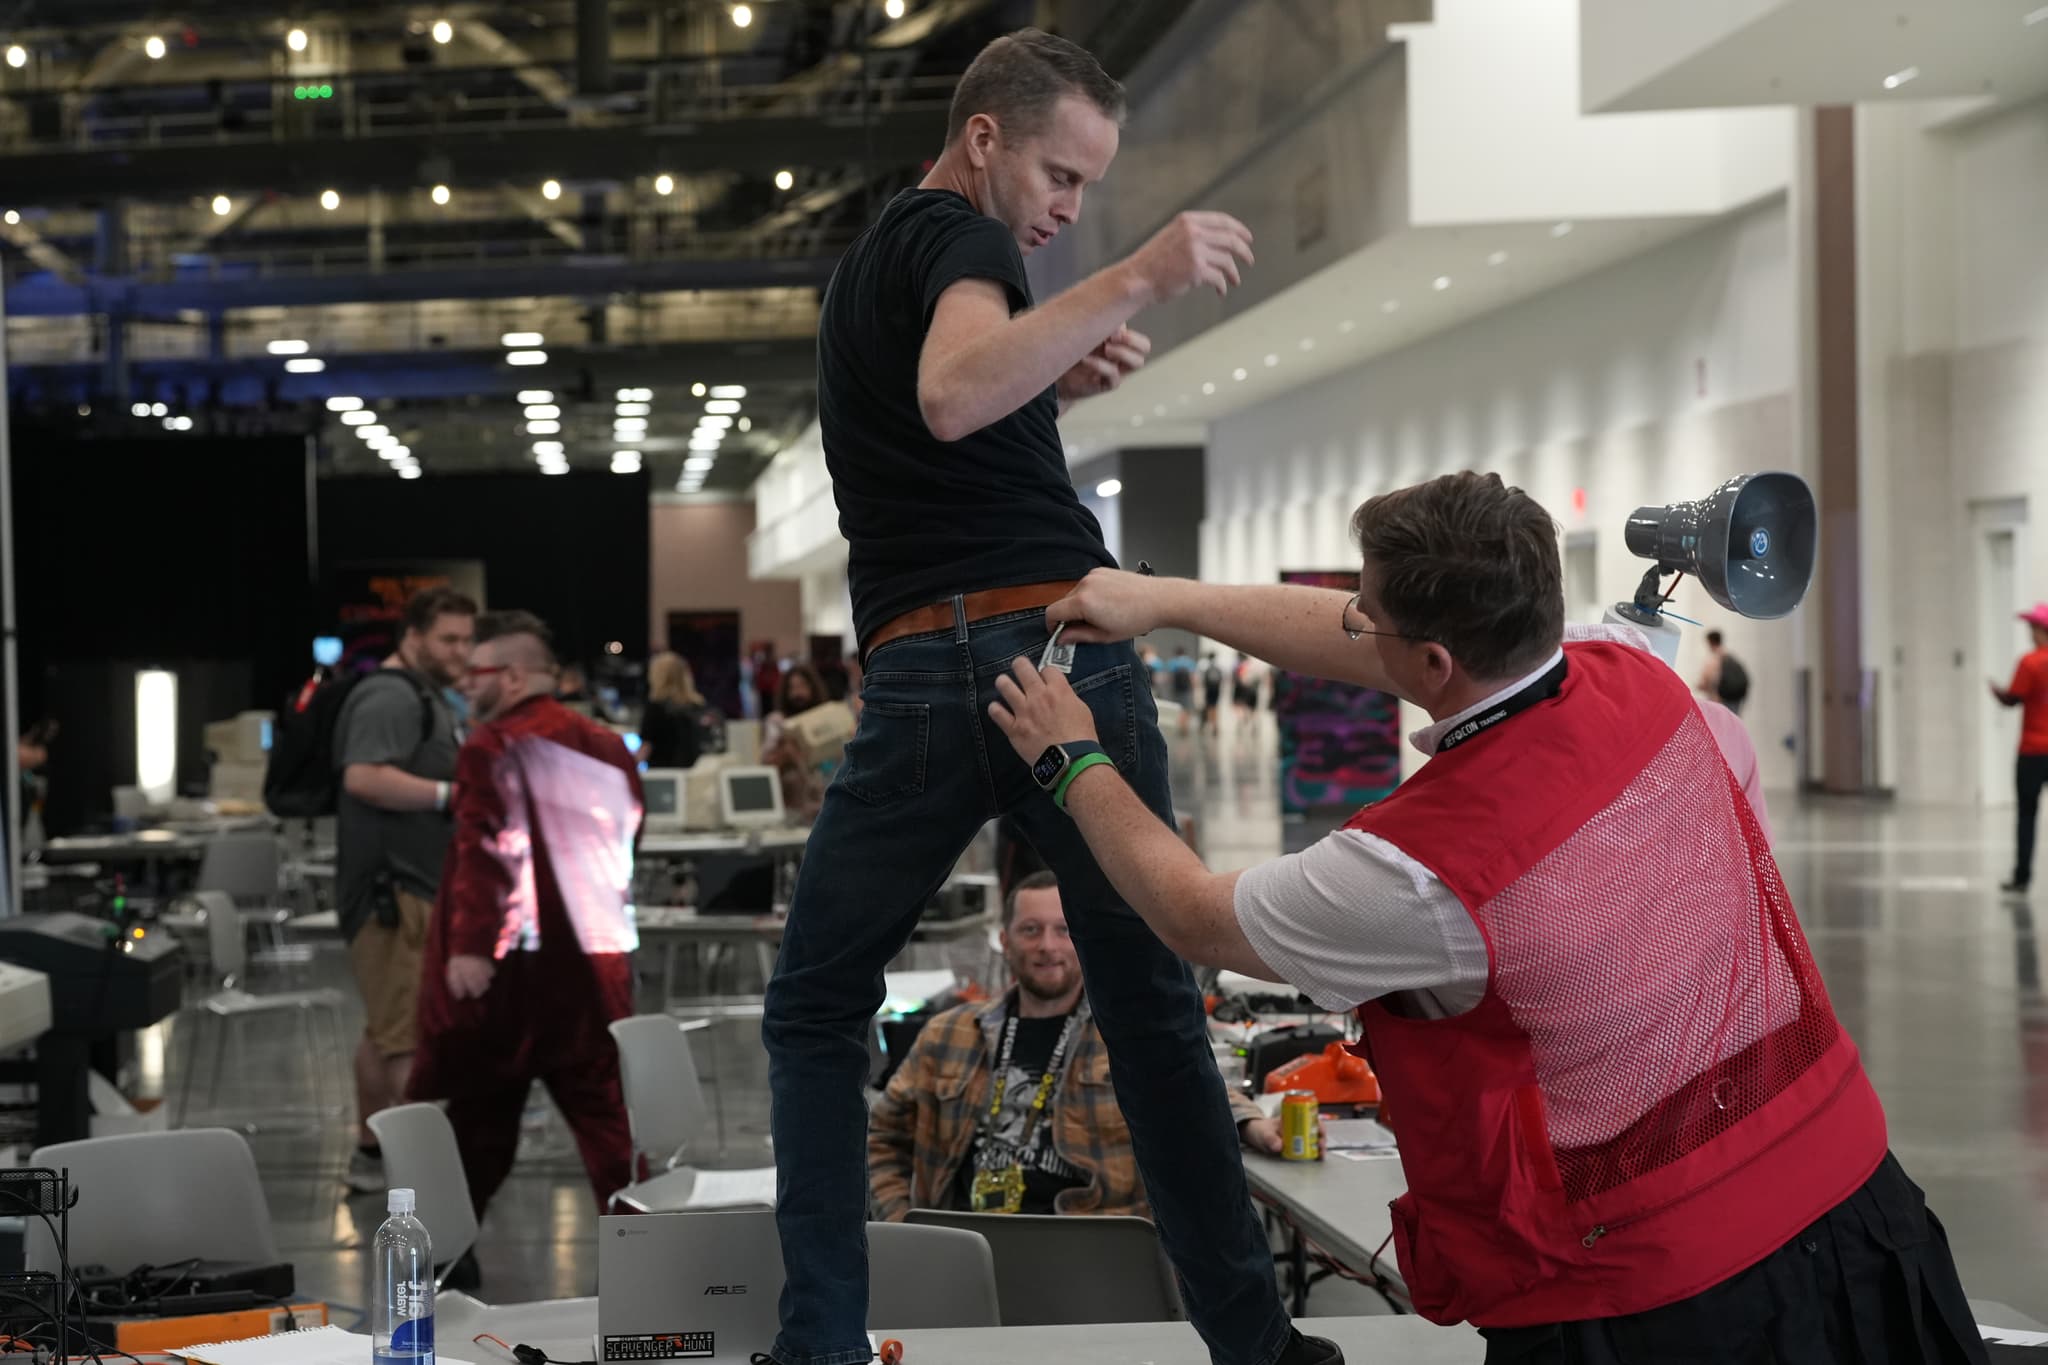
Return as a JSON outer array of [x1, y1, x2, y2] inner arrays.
[[635, 906, 994, 943], [640, 826, 812, 855], [1243, 1149, 1409, 1296], [525, 1315, 1477, 1365]]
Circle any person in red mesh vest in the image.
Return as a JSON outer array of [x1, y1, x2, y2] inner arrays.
[[987, 472, 1985, 1364]]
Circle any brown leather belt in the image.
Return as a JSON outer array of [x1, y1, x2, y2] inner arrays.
[[863, 580, 1080, 664]]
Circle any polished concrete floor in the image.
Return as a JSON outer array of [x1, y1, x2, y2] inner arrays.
[[102, 714, 2048, 1324]]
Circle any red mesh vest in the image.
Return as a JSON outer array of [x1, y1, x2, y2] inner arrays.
[[1347, 641, 1887, 1328]]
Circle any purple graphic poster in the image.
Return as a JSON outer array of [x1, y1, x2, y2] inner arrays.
[[1275, 570, 1402, 815]]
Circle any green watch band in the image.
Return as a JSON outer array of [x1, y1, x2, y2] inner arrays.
[[1052, 752, 1116, 811]]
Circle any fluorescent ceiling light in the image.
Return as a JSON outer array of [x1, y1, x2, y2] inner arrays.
[[144, 35, 166, 60], [131, 402, 150, 417], [506, 350, 548, 366], [151, 402, 168, 417], [517, 389, 554, 405], [654, 174, 675, 197], [704, 399, 742, 415], [267, 339, 311, 355], [737, 416, 752, 432], [1882, 65, 1920, 90], [697, 415, 734, 430], [532, 441, 566, 457], [540, 464, 570, 476], [399, 466, 424, 480], [1262, 353, 1279, 367], [320, 189, 341, 211], [542, 179, 562, 201], [709, 385, 747, 399], [326, 396, 364, 412], [135, 669, 178, 805], [526, 420, 562, 435], [341, 411, 376, 426], [1433, 276, 1451, 291], [1095, 479, 1122, 498], [501, 331, 545, 348], [285, 358, 326, 373], [523, 404, 561, 420], [688, 438, 722, 453], [358, 425, 389, 440], [690, 383, 707, 397], [432, 19, 454, 43], [684, 456, 715, 471], [615, 402, 650, 417]]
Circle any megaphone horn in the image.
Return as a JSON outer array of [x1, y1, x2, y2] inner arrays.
[[1619, 472, 1817, 622]]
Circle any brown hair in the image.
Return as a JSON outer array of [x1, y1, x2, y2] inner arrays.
[[945, 28, 1125, 146], [777, 662, 828, 717], [648, 652, 705, 707], [402, 585, 478, 636], [1350, 472, 1564, 682], [475, 609, 559, 670], [1003, 870, 1060, 930]]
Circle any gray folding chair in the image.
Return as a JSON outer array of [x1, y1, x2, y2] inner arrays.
[[366, 1103, 479, 1287], [26, 1129, 278, 1275], [197, 832, 298, 961], [865, 1221, 1000, 1329], [606, 1014, 773, 1211], [904, 1210, 1183, 1324], [172, 891, 347, 1128]]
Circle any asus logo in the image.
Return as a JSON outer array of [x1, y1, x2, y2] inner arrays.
[[703, 1285, 748, 1296]]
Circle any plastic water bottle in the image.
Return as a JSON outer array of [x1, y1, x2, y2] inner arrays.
[[373, 1188, 434, 1365]]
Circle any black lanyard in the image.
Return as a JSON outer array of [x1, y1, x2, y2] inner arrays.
[[1433, 656, 1569, 753], [978, 1009, 1080, 1156]]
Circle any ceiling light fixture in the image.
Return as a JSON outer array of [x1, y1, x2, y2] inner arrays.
[[2, 210, 17, 225], [286, 28, 307, 52], [654, 174, 674, 197], [501, 331, 544, 348], [688, 437, 722, 453], [341, 411, 376, 426], [1338, 319, 1356, 332], [611, 455, 642, 474], [267, 339, 310, 355], [326, 396, 364, 412], [1201, 382, 1216, 395], [144, 35, 166, 59], [526, 420, 562, 435], [6, 44, 29, 68], [1551, 221, 1573, 238], [541, 179, 562, 201], [320, 189, 341, 211], [684, 456, 716, 471], [385, 446, 411, 461], [517, 389, 554, 405], [774, 170, 794, 191], [1488, 250, 1508, 266], [736, 416, 752, 432], [731, 4, 753, 28], [285, 358, 327, 373], [1232, 367, 1247, 381], [431, 184, 451, 206], [885, 0, 906, 16], [399, 467, 424, 480], [150, 402, 168, 417], [1299, 337, 1315, 351], [709, 385, 747, 399], [367, 435, 397, 450], [532, 441, 565, 456], [1433, 275, 1451, 291], [432, 18, 454, 43], [691, 382, 707, 397], [1262, 353, 1278, 367], [704, 399, 742, 415], [615, 402, 650, 417], [1882, 64, 1920, 90], [523, 404, 561, 420], [2027, 4, 2048, 23], [1095, 479, 1122, 498], [506, 350, 548, 366], [131, 402, 151, 417], [358, 425, 389, 440], [211, 194, 232, 217]]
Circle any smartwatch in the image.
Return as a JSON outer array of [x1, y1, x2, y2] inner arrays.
[[1031, 741, 1114, 811]]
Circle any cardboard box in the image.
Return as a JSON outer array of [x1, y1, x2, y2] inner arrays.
[[784, 702, 856, 767]]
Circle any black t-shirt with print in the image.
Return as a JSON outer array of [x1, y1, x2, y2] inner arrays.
[[952, 1010, 1087, 1215]]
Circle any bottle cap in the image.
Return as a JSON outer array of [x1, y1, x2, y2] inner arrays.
[[388, 1188, 416, 1215]]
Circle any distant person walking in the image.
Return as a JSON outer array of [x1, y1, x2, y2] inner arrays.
[[1697, 629, 1751, 716], [1992, 603, 2048, 896]]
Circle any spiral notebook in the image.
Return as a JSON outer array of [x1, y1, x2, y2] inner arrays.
[[172, 1324, 369, 1365]]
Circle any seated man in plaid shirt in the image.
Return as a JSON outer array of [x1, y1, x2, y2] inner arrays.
[[869, 871, 1279, 1219]]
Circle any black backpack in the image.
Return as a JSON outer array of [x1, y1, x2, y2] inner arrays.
[[1716, 654, 1751, 706], [263, 670, 435, 818]]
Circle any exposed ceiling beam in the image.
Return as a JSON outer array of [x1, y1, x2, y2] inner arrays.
[[499, 186, 586, 251], [5, 252, 838, 315], [0, 108, 945, 203], [0, 218, 81, 279], [71, 35, 147, 91], [769, 0, 989, 108], [172, 192, 265, 254], [456, 19, 598, 126]]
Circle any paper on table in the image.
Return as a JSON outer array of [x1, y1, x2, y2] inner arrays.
[[174, 1324, 369, 1365], [1323, 1118, 1398, 1152], [689, 1165, 779, 1207], [1979, 1325, 2048, 1345]]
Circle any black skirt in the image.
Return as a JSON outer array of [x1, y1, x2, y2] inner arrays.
[[1478, 1152, 1989, 1365]]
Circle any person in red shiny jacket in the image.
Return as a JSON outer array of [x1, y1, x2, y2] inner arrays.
[[409, 610, 645, 1223]]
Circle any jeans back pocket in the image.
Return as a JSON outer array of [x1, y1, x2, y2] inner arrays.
[[834, 701, 931, 805]]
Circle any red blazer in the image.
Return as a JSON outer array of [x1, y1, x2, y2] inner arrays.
[[411, 694, 645, 1098]]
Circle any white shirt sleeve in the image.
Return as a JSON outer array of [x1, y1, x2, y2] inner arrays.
[[1231, 829, 1488, 1016]]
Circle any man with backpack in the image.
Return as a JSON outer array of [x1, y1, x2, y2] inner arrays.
[[333, 587, 476, 1191], [1698, 628, 1751, 716]]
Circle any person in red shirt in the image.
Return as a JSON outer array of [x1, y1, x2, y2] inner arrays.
[[409, 610, 645, 1237], [1992, 603, 2048, 895]]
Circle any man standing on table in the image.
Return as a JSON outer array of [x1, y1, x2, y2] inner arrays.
[[762, 27, 1336, 1365], [987, 472, 1984, 1364]]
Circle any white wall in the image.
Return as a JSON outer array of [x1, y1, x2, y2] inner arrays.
[[1861, 94, 2048, 805], [1578, 0, 1789, 112], [1400, 0, 1794, 227], [1204, 198, 1809, 790]]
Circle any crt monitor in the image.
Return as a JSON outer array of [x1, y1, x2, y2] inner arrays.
[[719, 766, 785, 829], [641, 769, 687, 834]]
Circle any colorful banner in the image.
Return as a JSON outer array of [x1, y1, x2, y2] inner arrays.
[[1275, 570, 1402, 815]]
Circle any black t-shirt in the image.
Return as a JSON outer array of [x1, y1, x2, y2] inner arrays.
[[639, 698, 704, 770], [817, 189, 1115, 647], [951, 1010, 1088, 1216]]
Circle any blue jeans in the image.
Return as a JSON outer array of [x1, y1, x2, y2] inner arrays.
[[762, 602, 1292, 1365]]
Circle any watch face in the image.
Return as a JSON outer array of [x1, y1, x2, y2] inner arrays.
[[1032, 746, 1067, 787]]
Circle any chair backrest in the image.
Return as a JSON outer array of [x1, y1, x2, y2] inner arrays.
[[607, 1015, 708, 1164], [903, 1210, 1181, 1325], [190, 890, 245, 986], [196, 833, 281, 907], [25, 1128, 279, 1274], [864, 1222, 1000, 1329], [367, 1103, 478, 1271]]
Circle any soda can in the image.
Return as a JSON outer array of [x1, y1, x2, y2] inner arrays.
[[1280, 1090, 1321, 1162]]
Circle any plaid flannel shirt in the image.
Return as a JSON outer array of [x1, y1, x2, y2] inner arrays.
[[867, 993, 1263, 1220]]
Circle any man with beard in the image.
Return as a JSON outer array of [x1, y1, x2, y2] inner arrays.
[[408, 611, 644, 1241], [867, 871, 1279, 1220]]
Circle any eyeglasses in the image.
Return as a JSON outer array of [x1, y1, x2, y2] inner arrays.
[[1341, 593, 1429, 644]]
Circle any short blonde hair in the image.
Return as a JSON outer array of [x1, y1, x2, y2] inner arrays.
[[648, 652, 705, 707]]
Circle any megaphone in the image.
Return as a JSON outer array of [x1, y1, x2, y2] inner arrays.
[[1611, 473, 1817, 641]]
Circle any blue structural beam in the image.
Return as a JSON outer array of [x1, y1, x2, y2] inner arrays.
[[5, 254, 840, 316]]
